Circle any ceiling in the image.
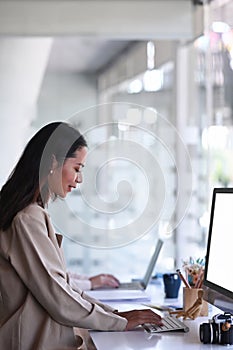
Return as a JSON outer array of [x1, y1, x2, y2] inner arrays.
[[3, 0, 196, 74], [46, 37, 134, 74], [44, 0, 233, 75], [2, 0, 232, 75]]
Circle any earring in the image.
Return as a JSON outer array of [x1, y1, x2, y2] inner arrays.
[[50, 170, 53, 175]]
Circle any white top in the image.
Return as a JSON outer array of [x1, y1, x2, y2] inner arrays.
[[68, 271, 92, 291]]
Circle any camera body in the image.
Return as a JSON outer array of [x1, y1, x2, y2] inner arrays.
[[200, 312, 233, 345]]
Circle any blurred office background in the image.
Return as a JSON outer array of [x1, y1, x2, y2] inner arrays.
[[0, 0, 233, 279]]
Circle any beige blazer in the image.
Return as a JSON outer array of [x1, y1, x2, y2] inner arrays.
[[0, 203, 127, 350]]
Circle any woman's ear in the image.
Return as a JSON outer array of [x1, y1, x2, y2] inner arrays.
[[50, 154, 59, 171]]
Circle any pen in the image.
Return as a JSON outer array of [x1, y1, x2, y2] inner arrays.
[[176, 269, 191, 289]]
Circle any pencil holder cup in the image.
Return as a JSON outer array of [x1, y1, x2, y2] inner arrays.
[[163, 273, 181, 298], [183, 287, 208, 317]]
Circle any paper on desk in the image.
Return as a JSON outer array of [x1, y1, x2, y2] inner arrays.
[[86, 289, 151, 302]]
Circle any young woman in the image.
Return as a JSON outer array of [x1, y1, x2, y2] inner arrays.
[[0, 122, 162, 350]]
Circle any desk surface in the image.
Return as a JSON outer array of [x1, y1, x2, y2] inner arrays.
[[89, 281, 233, 350], [90, 318, 217, 350]]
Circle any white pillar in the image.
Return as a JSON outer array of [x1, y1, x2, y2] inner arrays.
[[0, 37, 52, 185]]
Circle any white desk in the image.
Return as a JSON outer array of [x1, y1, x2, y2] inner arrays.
[[89, 280, 233, 350]]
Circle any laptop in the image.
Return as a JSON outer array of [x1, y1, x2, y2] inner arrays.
[[86, 239, 163, 301], [116, 238, 163, 290], [95, 238, 162, 291]]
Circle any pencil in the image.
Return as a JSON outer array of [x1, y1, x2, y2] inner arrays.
[[176, 269, 191, 289], [196, 270, 204, 289]]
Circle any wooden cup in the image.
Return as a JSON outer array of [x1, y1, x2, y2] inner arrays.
[[183, 287, 208, 317]]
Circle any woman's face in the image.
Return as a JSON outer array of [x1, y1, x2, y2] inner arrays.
[[48, 147, 87, 198]]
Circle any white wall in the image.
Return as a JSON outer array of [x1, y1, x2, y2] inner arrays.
[[35, 72, 97, 128]]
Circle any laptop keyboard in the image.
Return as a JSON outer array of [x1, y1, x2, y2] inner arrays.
[[143, 315, 189, 333], [118, 282, 142, 290]]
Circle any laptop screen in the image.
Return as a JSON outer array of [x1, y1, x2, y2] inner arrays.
[[141, 238, 163, 288]]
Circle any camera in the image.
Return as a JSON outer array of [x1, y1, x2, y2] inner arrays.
[[200, 312, 233, 345]]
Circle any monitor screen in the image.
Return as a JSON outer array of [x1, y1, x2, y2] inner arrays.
[[203, 188, 233, 313]]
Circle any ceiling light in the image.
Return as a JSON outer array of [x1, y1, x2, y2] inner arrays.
[[143, 69, 163, 92], [127, 79, 142, 94], [212, 21, 230, 34]]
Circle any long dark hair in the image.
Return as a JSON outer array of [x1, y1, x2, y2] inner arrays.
[[0, 122, 87, 231]]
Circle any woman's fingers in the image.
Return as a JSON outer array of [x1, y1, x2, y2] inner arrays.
[[116, 309, 163, 331]]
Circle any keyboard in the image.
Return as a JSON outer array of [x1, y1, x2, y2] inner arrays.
[[118, 282, 143, 290], [143, 315, 189, 333]]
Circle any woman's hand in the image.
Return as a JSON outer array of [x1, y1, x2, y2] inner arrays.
[[89, 274, 120, 289], [115, 309, 163, 331]]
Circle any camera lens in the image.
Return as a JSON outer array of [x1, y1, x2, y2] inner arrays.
[[200, 322, 221, 344], [200, 323, 211, 344], [212, 323, 220, 344]]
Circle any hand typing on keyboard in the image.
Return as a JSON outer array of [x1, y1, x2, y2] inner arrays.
[[115, 309, 163, 331], [143, 315, 189, 333]]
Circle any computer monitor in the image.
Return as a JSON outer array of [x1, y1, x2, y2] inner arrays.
[[203, 188, 233, 313]]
